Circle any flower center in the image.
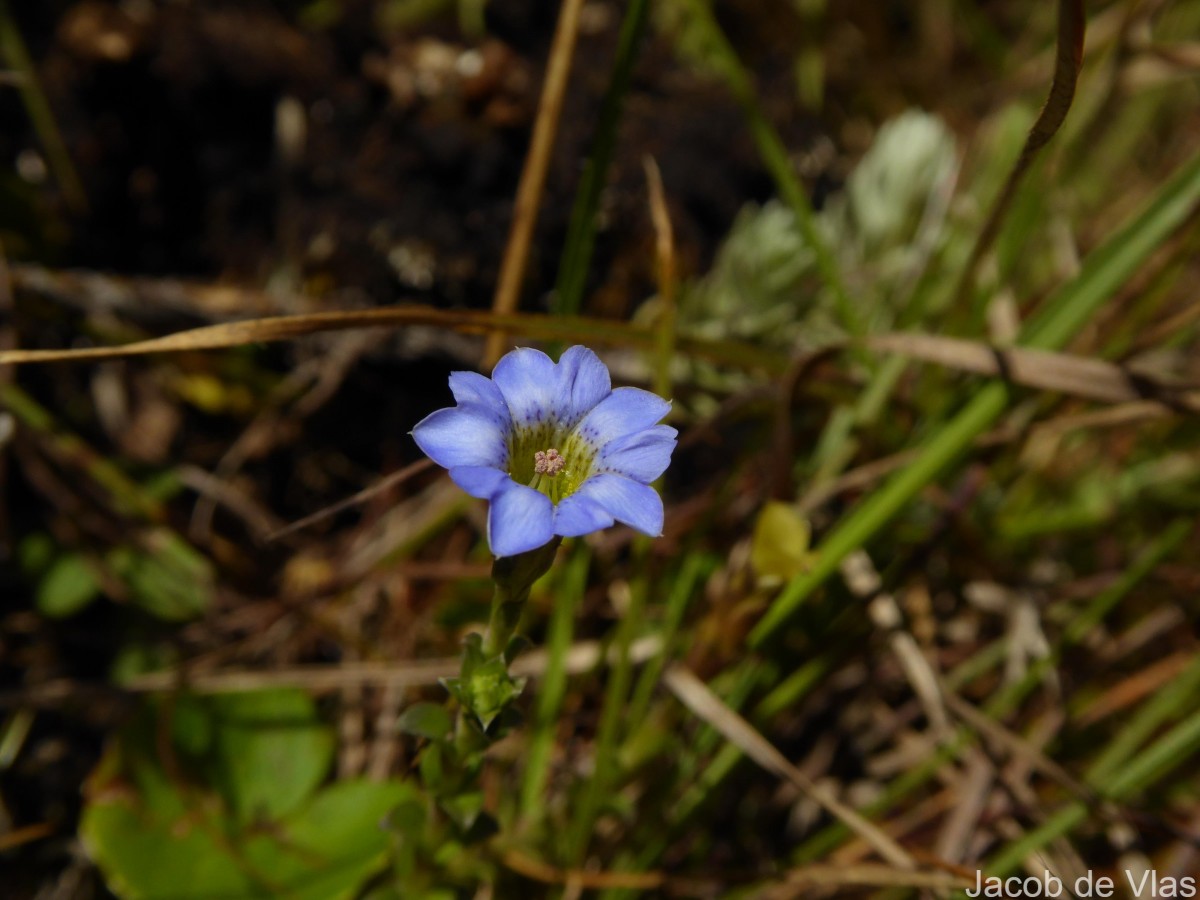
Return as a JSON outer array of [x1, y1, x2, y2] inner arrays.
[[534, 448, 565, 476], [508, 421, 597, 504]]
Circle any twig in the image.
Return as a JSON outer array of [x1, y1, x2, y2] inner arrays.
[[484, 0, 587, 366], [663, 663, 918, 870], [1, 636, 663, 705], [949, 0, 1085, 310], [643, 155, 677, 401], [266, 458, 435, 541]]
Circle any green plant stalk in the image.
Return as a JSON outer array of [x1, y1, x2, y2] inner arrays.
[[0, 383, 163, 521], [519, 547, 588, 821], [566, 558, 648, 864], [751, 144, 1200, 646], [753, 380, 1010, 644], [1087, 642, 1200, 786], [553, 0, 650, 317], [0, 0, 86, 212], [985, 696, 1200, 877], [1100, 222, 1200, 360], [792, 516, 1190, 864], [484, 539, 562, 657], [996, 519, 1191, 719], [675, 0, 862, 340], [652, 254, 677, 404], [451, 539, 561, 757], [998, 456, 1200, 541], [624, 554, 709, 729]]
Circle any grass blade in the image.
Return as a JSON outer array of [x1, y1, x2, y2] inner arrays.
[[751, 145, 1200, 646]]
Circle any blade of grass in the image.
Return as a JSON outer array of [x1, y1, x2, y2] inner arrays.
[[984, 670, 1200, 876], [948, 0, 1084, 313], [624, 554, 709, 733], [566, 569, 648, 864], [485, 0, 587, 365], [519, 546, 589, 822], [751, 144, 1200, 647], [0, 0, 87, 213], [552, 0, 651, 318], [790, 516, 1190, 864], [673, 0, 861, 340], [865, 332, 1200, 410], [0, 383, 163, 521], [663, 663, 916, 869]]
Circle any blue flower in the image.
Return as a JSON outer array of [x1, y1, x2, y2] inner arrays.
[[412, 346, 676, 557]]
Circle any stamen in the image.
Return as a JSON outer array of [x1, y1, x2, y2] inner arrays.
[[533, 448, 565, 476]]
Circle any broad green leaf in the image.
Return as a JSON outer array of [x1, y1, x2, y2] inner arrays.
[[750, 502, 813, 584], [247, 779, 418, 900], [211, 689, 335, 824], [397, 703, 453, 741], [108, 531, 214, 622], [36, 553, 101, 618], [81, 740, 262, 900], [82, 711, 411, 900], [82, 794, 262, 899]]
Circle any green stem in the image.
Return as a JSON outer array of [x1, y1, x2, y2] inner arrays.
[[0, 0, 87, 213], [553, 0, 651, 318], [482, 590, 524, 659], [486, 537, 562, 653]]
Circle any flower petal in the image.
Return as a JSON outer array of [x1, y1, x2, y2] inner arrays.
[[448, 371, 509, 420], [411, 403, 510, 469], [488, 483, 555, 556], [597, 425, 677, 483], [573, 474, 664, 536], [571, 387, 671, 451], [492, 347, 557, 427], [553, 494, 615, 537], [449, 466, 511, 499], [555, 345, 611, 425]]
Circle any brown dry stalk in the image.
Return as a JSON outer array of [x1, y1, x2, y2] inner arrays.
[[663, 663, 918, 871], [644, 155, 677, 400], [951, 0, 1085, 308], [0, 302, 786, 374], [867, 332, 1200, 411], [769, 862, 972, 893], [501, 849, 666, 890], [484, 0, 587, 366], [1, 635, 664, 705]]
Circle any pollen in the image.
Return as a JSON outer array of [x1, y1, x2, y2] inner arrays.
[[533, 448, 566, 476]]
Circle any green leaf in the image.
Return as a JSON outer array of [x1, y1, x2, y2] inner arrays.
[[169, 694, 216, 758], [439, 790, 485, 832], [211, 689, 335, 824], [750, 502, 813, 584], [264, 779, 418, 900], [17, 532, 55, 576], [108, 531, 214, 622], [418, 740, 445, 792], [81, 741, 263, 900], [36, 553, 102, 618], [396, 703, 453, 741], [442, 632, 527, 730], [82, 707, 412, 900], [443, 661, 526, 731], [82, 729, 413, 900], [82, 793, 262, 899]]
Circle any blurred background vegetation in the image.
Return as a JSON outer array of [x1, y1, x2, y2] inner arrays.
[[2, 0, 1200, 897]]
